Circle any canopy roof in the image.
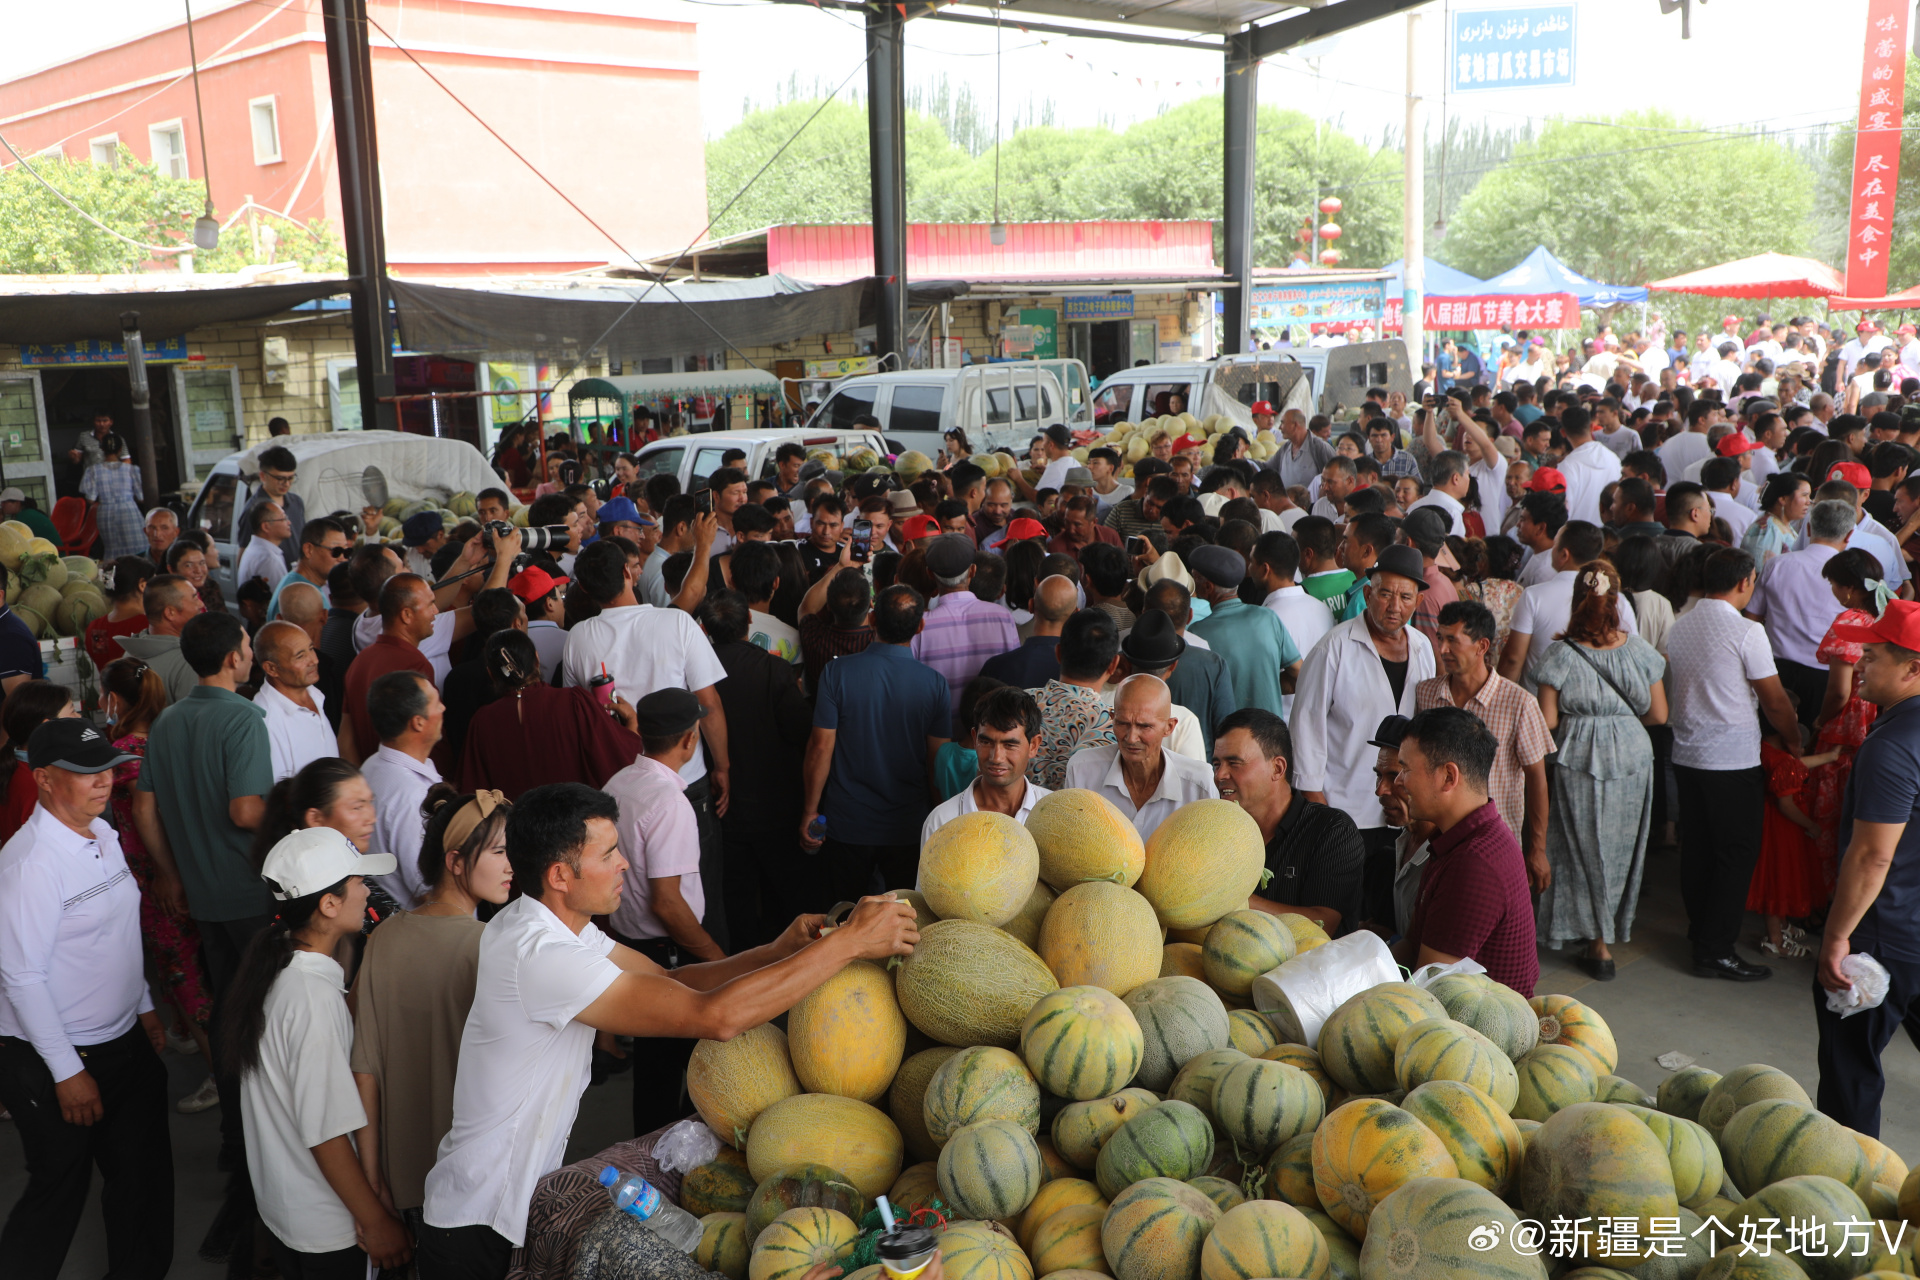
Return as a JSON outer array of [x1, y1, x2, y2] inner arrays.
[[1828, 283, 1920, 311], [1648, 252, 1844, 299], [1379, 257, 1490, 299], [1480, 247, 1648, 309], [569, 370, 785, 406]]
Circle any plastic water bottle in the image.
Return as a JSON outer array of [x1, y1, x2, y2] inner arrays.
[[806, 814, 828, 847], [598, 1166, 704, 1252]]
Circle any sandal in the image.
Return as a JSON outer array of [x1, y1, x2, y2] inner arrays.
[[1761, 937, 1811, 959]]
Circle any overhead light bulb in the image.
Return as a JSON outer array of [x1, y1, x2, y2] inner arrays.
[[194, 214, 219, 250], [1431, 216, 1447, 238], [990, 222, 1008, 246]]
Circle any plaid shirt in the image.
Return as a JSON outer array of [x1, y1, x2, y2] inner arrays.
[[1415, 672, 1552, 847], [1404, 799, 1539, 996], [1374, 448, 1422, 479], [82, 461, 145, 560], [1026, 680, 1114, 790], [910, 591, 1021, 722]]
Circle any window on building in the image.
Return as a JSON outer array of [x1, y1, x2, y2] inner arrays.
[[250, 97, 281, 164], [37, 146, 63, 163], [149, 123, 187, 179], [89, 135, 120, 167]]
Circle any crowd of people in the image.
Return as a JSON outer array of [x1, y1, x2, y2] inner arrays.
[[8, 315, 1920, 1279]]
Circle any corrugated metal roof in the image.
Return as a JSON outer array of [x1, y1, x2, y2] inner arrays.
[[768, 221, 1217, 284]]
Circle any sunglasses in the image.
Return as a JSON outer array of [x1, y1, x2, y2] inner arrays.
[[321, 545, 352, 559]]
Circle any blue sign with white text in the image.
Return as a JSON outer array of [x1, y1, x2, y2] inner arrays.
[[1452, 5, 1575, 93]]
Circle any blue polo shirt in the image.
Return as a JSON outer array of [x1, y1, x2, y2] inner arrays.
[[1188, 598, 1301, 718], [1843, 692, 1920, 962], [814, 642, 951, 845]]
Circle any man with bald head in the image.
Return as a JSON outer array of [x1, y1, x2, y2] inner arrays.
[[981, 574, 1076, 688], [1273, 407, 1337, 489], [341, 573, 439, 762], [275, 580, 345, 731], [1063, 672, 1217, 840], [119, 574, 205, 704], [253, 619, 335, 780]]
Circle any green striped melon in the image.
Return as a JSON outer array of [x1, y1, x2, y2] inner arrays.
[[1211, 1056, 1326, 1156], [747, 1207, 859, 1280], [1039, 883, 1164, 998], [1400, 1080, 1525, 1197], [1865, 1227, 1920, 1276], [1185, 1176, 1245, 1213], [1052, 1090, 1159, 1171], [1615, 1104, 1726, 1211], [1027, 788, 1146, 890], [925, 1047, 1041, 1144], [895, 919, 1059, 1048], [1594, 1074, 1656, 1107], [891, 1047, 962, 1164], [742, 1164, 864, 1244], [1358, 1176, 1551, 1279], [1394, 1018, 1520, 1112], [1094, 1099, 1217, 1200], [1018, 1178, 1107, 1252], [941, 1220, 1035, 1280], [938, 1119, 1045, 1221], [1656, 1066, 1722, 1123], [1225, 1009, 1281, 1057], [1720, 1098, 1873, 1197], [787, 959, 906, 1103], [1317, 983, 1448, 1095], [1100, 1177, 1223, 1280], [745, 1094, 904, 1201], [689, 1023, 804, 1147], [1160, 943, 1208, 981], [1030, 1203, 1109, 1276], [1259, 1043, 1336, 1110], [1518, 1103, 1680, 1244], [1623, 1206, 1714, 1280], [683, 1147, 757, 1215], [1299, 1209, 1360, 1280], [1263, 1131, 1319, 1207], [1136, 801, 1268, 928], [1697, 1065, 1812, 1138], [888, 1163, 941, 1218], [1731, 1175, 1873, 1280], [1021, 986, 1146, 1102], [1167, 1049, 1246, 1123], [1431, 980, 1538, 1062], [1003, 879, 1059, 950], [1310, 1098, 1459, 1241], [1199, 1198, 1331, 1280], [1863, 1181, 1899, 1219], [1511, 1044, 1599, 1122], [1200, 911, 1298, 998], [1855, 1130, 1908, 1190], [919, 810, 1041, 927], [697, 1213, 751, 1280], [1122, 977, 1231, 1092], [1529, 995, 1619, 1074], [1697, 1250, 1820, 1280]]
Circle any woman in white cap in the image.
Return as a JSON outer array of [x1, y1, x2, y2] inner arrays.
[[222, 826, 408, 1279]]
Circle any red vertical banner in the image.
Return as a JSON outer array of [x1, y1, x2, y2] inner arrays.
[[1846, 0, 1910, 299]]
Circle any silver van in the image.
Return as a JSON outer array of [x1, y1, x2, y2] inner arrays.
[[803, 360, 1094, 459], [628, 428, 890, 495]]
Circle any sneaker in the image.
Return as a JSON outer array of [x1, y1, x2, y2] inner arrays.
[[176, 1075, 220, 1114], [166, 1027, 200, 1056]]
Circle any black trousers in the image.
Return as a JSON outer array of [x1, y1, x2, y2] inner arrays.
[[417, 1221, 514, 1280], [1356, 826, 1401, 934], [200, 911, 273, 1159], [268, 1235, 367, 1280], [1775, 659, 1829, 732], [0, 1025, 174, 1280], [608, 931, 697, 1138], [819, 836, 918, 908], [684, 776, 729, 954], [1647, 724, 1675, 829], [1813, 946, 1920, 1138], [1675, 765, 1766, 961], [722, 823, 830, 953]]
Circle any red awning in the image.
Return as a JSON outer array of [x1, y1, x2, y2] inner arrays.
[[1828, 282, 1920, 311], [1647, 252, 1844, 299]]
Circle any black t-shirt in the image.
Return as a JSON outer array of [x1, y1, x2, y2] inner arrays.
[[1255, 793, 1367, 937], [799, 541, 840, 584], [1864, 488, 1898, 531], [1845, 694, 1920, 962]]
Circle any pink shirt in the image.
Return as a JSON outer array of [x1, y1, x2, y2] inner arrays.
[[604, 754, 704, 941]]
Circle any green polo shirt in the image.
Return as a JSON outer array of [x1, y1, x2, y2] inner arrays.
[[1189, 598, 1300, 718], [15, 506, 59, 545], [137, 685, 276, 923]]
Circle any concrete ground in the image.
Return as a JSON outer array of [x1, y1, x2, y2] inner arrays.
[[6, 848, 1918, 1278]]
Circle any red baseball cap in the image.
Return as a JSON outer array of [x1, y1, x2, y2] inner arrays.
[[899, 513, 942, 542], [1006, 517, 1049, 542], [1828, 461, 1872, 488], [1858, 320, 1877, 333], [1722, 315, 1741, 328], [1526, 467, 1567, 493], [1249, 401, 1278, 416], [507, 565, 567, 603], [1900, 324, 1917, 336], [1716, 433, 1757, 458], [1832, 599, 1920, 648], [1172, 434, 1208, 453]]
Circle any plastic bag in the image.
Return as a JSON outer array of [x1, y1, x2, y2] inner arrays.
[[1825, 953, 1891, 1019], [651, 1117, 723, 1174], [1251, 930, 1401, 1047], [1408, 957, 1488, 989]]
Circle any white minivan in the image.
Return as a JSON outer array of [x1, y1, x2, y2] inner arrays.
[[804, 360, 1095, 459], [627, 428, 890, 495]]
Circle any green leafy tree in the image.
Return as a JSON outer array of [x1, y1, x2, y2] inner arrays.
[[1813, 56, 1920, 298]]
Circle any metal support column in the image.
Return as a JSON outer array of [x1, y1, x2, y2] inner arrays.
[[867, 5, 908, 369], [119, 313, 161, 507], [1221, 29, 1258, 356], [323, 0, 397, 432]]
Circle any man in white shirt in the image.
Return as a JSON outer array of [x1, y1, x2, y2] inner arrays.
[[1554, 405, 1623, 527], [1497, 522, 1638, 692], [360, 670, 443, 909], [1838, 320, 1880, 382], [1704, 340, 1744, 393], [1251, 532, 1332, 661], [419, 784, 920, 1278], [236, 501, 293, 592], [922, 686, 1051, 842], [1311, 457, 1359, 522], [1035, 424, 1078, 493], [1593, 398, 1640, 461], [1746, 499, 1853, 725], [254, 620, 337, 782], [0, 720, 170, 1277], [1660, 401, 1720, 480], [1063, 674, 1216, 841], [1666, 546, 1802, 982], [1406, 451, 1469, 536], [1702, 456, 1757, 543], [1898, 324, 1920, 385]]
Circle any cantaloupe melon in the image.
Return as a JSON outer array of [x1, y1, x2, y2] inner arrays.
[[1225, 1009, 1281, 1057], [1720, 1098, 1872, 1196], [1728, 1175, 1872, 1280], [1594, 1074, 1655, 1107], [1186, 1176, 1245, 1213], [1003, 880, 1059, 950], [888, 1162, 942, 1217], [1039, 883, 1163, 997], [1052, 1089, 1160, 1171], [1358, 1177, 1550, 1279], [745, 1165, 865, 1244], [1528, 995, 1618, 1073], [1297, 1208, 1360, 1280], [1317, 983, 1447, 1096], [1021, 986, 1145, 1102], [1854, 1130, 1908, 1192], [896, 919, 1059, 1048], [1160, 943, 1207, 981], [1275, 913, 1330, 956], [786, 960, 905, 1103], [938, 1119, 1044, 1221], [745, 1094, 903, 1200], [1027, 789, 1146, 889], [1199, 1198, 1330, 1280], [690, 1023, 804, 1147], [1036, 1135, 1074, 1182], [697, 1212, 752, 1280], [1137, 801, 1267, 928], [1030, 1203, 1109, 1277], [1211, 1056, 1325, 1156], [1262, 1131, 1318, 1207], [1517, 1102, 1680, 1241], [919, 811, 1040, 927], [1201, 911, 1297, 998], [1100, 1178, 1222, 1280], [1166, 1048, 1245, 1123], [1399, 1080, 1525, 1197], [1697, 1065, 1813, 1138], [748, 1207, 858, 1280], [1259, 1043, 1336, 1110], [1123, 976, 1231, 1092], [1656, 1065, 1721, 1123], [940, 1221, 1035, 1280], [1613, 1104, 1725, 1212], [891, 1047, 962, 1164], [1394, 1018, 1519, 1112], [1432, 980, 1538, 1061], [683, 1147, 756, 1215], [1511, 1044, 1599, 1122], [1017, 1178, 1107, 1252], [1310, 1099, 1459, 1240], [1094, 1099, 1216, 1199], [924, 1046, 1041, 1143]]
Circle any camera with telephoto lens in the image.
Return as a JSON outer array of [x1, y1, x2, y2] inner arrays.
[[483, 520, 570, 553]]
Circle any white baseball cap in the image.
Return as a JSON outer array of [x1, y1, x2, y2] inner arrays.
[[260, 827, 396, 901], [0, 488, 25, 503]]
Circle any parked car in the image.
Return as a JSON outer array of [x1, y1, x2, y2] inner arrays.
[[628, 428, 891, 496], [802, 360, 1094, 460]]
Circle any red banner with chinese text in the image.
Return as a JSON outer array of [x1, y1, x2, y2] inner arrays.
[[1380, 292, 1579, 332], [1845, 0, 1910, 299]]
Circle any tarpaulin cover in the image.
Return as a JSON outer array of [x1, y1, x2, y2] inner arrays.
[[234, 430, 500, 516], [1648, 252, 1845, 299], [1828, 282, 1920, 311], [0, 278, 349, 344], [1479, 246, 1649, 309]]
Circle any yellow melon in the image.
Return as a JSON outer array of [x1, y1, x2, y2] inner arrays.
[[889, 1161, 943, 1217], [689, 1023, 804, 1148], [896, 919, 1060, 1048], [697, 1213, 751, 1280], [746, 1093, 904, 1200], [920, 811, 1041, 927], [890, 1047, 962, 1164], [1276, 913, 1330, 955], [1003, 880, 1059, 950], [1030, 1203, 1109, 1276], [1165, 924, 1214, 946], [1026, 789, 1146, 890], [787, 960, 905, 1103], [1018, 1178, 1108, 1252], [1137, 801, 1268, 928], [1160, 943, 1207, 980], [1038, 882, 1163, 997], [749, 1207, 858, 1280]]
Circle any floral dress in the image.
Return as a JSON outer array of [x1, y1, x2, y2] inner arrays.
[[1462, 578, 1525, 659], [1746, 743, 1825, 918], [1810, 608, 1881, 879], [109, 732, 211, 1026]]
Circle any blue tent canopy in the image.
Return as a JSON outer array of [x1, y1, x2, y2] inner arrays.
[[1379, 257, 1491, 298], [1479, 246, 1648, 309]]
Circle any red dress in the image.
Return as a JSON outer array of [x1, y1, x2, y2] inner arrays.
[[1810, 609, 1880, 876], [1746, 743, 1825, 918], [110, 733, 211, 1025]]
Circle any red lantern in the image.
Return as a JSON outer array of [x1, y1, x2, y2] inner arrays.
[[1295, 226, 1314, 244], [1319, 222, 1342, 242], [1319, 197, 1342, 215], [1319, 249, 1342, 266]]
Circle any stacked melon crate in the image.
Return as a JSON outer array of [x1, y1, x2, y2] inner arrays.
[[674, 791, 1917, 1280]]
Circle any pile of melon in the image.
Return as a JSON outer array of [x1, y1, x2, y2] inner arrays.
[[1092, 416, 1279, 471], [0, 521, 106, 639], [677, 789, 1915, 1280]]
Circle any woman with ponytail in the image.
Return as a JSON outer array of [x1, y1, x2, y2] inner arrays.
[[225, 828, 409, 1278], [250, 758, 400, 917], [349, 787, 514, 1223], [1808, 548, 1893, 869], [458, 629, 640, 799]]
